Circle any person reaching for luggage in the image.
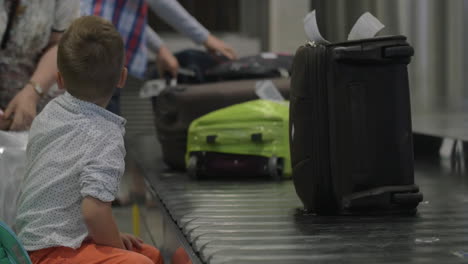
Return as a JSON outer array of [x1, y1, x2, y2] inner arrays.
[[81, 0, 237, 83], [0, 1, 79, 131], [146, 0, 237, 78]]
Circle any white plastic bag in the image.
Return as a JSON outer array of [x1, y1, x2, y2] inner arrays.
[[0, 131, 28, 226]]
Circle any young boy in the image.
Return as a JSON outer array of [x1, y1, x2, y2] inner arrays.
[[15, 16, 163, 264]]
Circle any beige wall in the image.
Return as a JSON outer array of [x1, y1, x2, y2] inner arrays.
[[268, 0, 310, 53]]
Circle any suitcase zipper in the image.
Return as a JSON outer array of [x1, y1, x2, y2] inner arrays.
[[305, 40, 337, 211]]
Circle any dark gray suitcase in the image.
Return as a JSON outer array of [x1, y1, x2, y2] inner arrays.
[[152, 78, 290, 170], [290, 36, 423, 215], [205, 53, 294, 81]]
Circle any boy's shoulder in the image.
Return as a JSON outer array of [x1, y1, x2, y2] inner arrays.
[[31, 94, 125, 138]]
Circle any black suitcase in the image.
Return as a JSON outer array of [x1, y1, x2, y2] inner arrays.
[[146, 50, 293, 84], [152, 78, 290, 170], [290, 36, 423, 215], [205, 53, 294, 81], [174, 49, 227, 84], [145, 49, 227, 83]]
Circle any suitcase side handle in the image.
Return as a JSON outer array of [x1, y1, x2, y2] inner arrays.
[[202, 132, 272, 144], [333, 44, 413, 63], [383, 46, 414, 58], [251, 133, 263, 142], [206, 135, 217, 144]]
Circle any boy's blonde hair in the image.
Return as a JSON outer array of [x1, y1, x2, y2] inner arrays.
[[58, 16, 125, 101]]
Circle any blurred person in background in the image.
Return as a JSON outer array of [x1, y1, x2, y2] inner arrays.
[[0, 1, 79, 131], [81, 0, 237, 114]]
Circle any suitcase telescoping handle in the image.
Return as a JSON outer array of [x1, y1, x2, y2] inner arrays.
[[333, 44, 414, 63]]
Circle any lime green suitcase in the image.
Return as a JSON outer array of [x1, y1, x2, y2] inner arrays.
[[186, 99, 291, 180]]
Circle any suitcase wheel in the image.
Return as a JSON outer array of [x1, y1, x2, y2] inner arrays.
[[187, 155, 200, 180], [268, 156, 284, 181]]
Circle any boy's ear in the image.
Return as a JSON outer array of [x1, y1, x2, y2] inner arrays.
[[117, 67, 128, 89], [57, 72, 65, 90]]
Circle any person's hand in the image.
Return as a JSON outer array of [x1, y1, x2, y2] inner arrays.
[[156, 45, 179, 78], [0, 109, 12, 131], [120, 233, 143, 251], [4, 85, 40, 131], [203, 35, 237, 60]]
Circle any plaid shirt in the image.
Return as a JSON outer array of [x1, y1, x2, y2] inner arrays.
[[81, 0, 148, 78]]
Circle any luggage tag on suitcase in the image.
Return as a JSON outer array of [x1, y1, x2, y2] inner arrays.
[[304, 10, 385, 44], [139, 79, 169, 98], [255, 80, 286, 102], [139, 68, 196, 98], [303, 10, 329, 45], [348, 12, 385, 41]]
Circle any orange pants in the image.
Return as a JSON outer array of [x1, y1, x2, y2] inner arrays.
[[29, 242, 163, 264]]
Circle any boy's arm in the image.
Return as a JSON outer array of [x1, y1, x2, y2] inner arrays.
[[79, 134, 144, 250], [82, 196, 124, 249]]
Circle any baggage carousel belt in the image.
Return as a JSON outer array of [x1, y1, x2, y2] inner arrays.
[[142, 159, 468, 264]]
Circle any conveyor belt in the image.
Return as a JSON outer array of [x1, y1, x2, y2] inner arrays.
[[144, 159, 468, 264], [412, 101, 468, 140]]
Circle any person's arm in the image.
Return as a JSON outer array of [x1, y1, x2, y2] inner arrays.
[[146, 26, 164, 53], [79, 134, 144, 250], [146, 0, 236, 59], [23, 33, 61, 95], [82, 197, 143, 250], [82, 197, 124, 249], [147, 0, 209, 46], [4, 0, 79, 131], [146, 26, 179, 77], [4, 33, 62, 131]]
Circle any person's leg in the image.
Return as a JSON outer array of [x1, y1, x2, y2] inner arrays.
[[29, 243, 162, 264]]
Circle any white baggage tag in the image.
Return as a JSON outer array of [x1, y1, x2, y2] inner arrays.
[[303, 10, 329, 44], [348, 12, 385, 41], [261, 52, 278, 60], [169, 78, 178, 87], [255, 80, 285, 102], [139, 79, 167, 98]]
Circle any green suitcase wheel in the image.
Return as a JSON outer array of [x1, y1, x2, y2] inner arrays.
[[187, 155, 200, 180]]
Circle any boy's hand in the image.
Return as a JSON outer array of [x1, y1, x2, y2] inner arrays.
[[120, 233, 143, 251]]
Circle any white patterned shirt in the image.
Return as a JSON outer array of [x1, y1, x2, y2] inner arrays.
[[80, 0, 209, 78], [15, 92, 126, 251]]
